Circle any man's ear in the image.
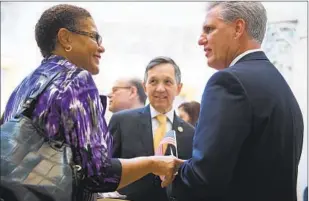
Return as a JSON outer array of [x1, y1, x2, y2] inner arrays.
[[142, 81, 147, 95], [57, 28, 73, 49], [234, 18, 246, 39], [176, 83, 183, 96], [130, 86, 138, 98]]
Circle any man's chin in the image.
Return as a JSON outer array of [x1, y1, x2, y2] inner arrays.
[[153, 104, 171, 113], [207, 61, 224, 70], [207, 60, 215, 68]]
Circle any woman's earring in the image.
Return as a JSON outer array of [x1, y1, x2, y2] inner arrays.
[[65, 45, 72, 52]]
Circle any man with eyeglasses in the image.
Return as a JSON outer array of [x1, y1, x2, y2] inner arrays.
[[107, 78, 147, 113]]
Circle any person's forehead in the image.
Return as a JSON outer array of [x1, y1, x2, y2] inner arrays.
[[113, 79, 130, 87], [148, 63, 176, 78]]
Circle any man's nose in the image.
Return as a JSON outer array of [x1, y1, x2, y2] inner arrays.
[[155, 83, 166, 92], [198, 33, 207, 46], [107, 92, 112, 98]]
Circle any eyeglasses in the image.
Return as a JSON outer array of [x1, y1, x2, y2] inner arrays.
[[111, 86, 131, 93], [67, 28, 102, 46]]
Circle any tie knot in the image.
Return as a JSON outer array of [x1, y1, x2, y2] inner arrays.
[[156, 114, 167, 124]]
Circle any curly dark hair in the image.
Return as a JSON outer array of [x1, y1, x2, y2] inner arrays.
[[35, 4, 92, 58], [178, 101, 201, 126]]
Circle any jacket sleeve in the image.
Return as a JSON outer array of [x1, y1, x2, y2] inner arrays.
[[171, 70, 252, 199]]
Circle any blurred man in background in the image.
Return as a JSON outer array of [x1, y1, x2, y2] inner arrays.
[[108, 78, 147, 113]]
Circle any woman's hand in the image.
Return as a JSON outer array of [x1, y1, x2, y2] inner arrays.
[[149, 155, 185, 187]]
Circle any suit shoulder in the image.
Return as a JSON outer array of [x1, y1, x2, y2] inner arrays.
[[207, 69, 243, 89], [183, 121, 195, 132], [111, 107, 143, 119], [203, 69, 251, 107]]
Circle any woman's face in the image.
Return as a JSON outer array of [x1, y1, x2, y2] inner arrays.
[[67, 17, 105, 75], [178, 107, 190, 124]]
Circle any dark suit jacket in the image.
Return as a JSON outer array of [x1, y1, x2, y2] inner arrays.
[[168, 52, 304, 201], [109, 105, 194, 201]]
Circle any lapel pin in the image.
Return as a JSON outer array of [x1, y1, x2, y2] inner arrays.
[[177, 126, 183, 132]]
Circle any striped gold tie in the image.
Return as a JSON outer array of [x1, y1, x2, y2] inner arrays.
[[153, 114, 167, 153]]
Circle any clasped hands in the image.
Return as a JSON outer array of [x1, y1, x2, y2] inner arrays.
[[150, 155, 184, 188]]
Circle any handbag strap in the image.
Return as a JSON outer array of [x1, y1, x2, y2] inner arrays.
[[17, 70, 61, 117]]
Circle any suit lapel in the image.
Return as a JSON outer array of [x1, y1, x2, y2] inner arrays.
[[172, 112, 184, 134], [137, 105, 154, 155]]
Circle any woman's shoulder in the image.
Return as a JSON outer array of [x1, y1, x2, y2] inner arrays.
[[39, 57, 94, 90], [57, 68, 94, 94]]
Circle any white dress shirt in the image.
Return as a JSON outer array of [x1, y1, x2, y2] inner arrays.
[[150, 105, 174, 136], [229, 49, 263, 67]]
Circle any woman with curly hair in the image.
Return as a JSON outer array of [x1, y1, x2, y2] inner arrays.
[[1, 4, 182, 201]]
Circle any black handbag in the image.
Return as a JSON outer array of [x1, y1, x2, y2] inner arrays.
[[0, 71, 85, 201]]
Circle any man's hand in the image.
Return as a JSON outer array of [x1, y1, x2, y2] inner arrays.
[[149, 155, 185, 187]]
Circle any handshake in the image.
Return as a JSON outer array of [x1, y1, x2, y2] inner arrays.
[[98, 155, 183, 199], [148, 155, 184, 187], [150, 130, 183, 187]]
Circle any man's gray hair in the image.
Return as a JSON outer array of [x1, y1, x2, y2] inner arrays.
[[128, 78, 147, 105], [207, 2, 267, 44], [144, 56, 181, 84]]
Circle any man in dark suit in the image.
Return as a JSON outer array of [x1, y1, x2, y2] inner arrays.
[[168, 2, 304, 201], [109, 57, 195, 201]]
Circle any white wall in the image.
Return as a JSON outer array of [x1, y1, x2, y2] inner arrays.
[[292, 16, 308, 201], [294, 36, 308, 201]]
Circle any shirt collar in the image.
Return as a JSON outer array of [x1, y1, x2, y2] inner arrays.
[[229, 49, 263, 67], [150, 104, 174, 123]]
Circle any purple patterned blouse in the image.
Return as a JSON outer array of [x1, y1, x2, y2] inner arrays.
[[3, 55, 121, 193]]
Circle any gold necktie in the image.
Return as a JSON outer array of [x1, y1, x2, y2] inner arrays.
[[153, 114, 167, 153]]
